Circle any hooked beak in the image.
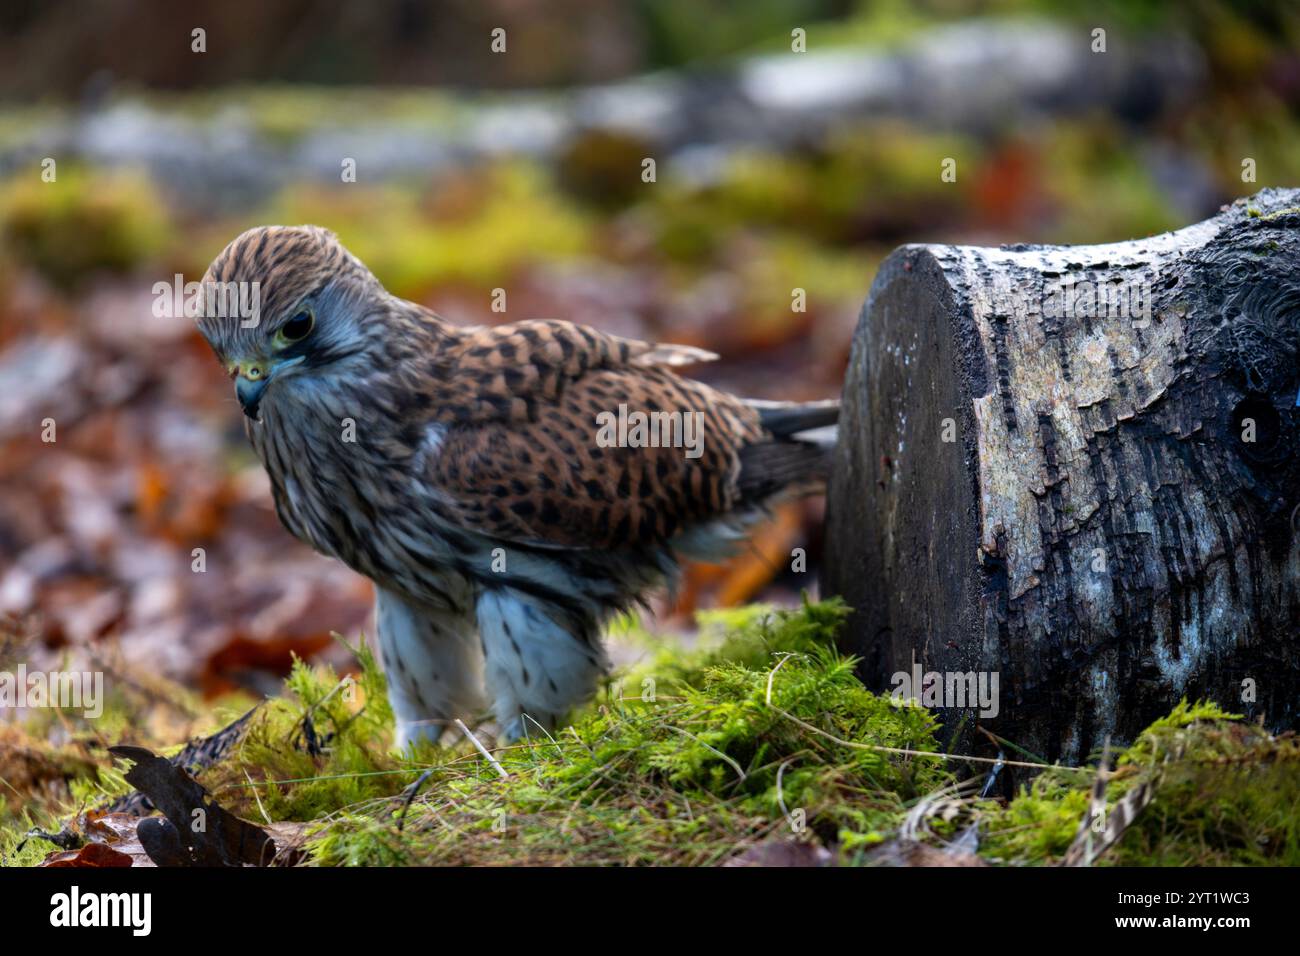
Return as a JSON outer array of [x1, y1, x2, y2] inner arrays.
[[230, 356, 305, 422], [235, 375, 268, 421]]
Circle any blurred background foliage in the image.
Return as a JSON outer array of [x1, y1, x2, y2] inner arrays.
[[0, 0, 1297, 695]]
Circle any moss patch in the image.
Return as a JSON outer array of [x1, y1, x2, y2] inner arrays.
[[3, 601, 1297, 867], [0, 167, 169, 290]]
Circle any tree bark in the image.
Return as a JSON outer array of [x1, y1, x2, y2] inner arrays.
[[824, 188, 1300, 763]]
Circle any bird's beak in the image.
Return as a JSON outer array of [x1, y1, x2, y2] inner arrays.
[[230, 356, 304, 422], [235, 374, 268, 421]]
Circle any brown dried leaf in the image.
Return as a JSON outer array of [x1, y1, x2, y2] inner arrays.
[[107, 744, 276, 866], [41, 842, 135, 868]]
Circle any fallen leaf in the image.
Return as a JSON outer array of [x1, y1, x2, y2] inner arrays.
[[861, 840, 989, 867], [41, 842, 134, 868], [104, 703, 262, 817], [107, 744, 277, 866], [724, 839, 836, 867]]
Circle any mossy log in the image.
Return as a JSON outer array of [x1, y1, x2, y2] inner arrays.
[[824, 188, 1300, 763]]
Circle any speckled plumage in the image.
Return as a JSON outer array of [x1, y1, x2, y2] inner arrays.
[[198, 225, 838, 746]]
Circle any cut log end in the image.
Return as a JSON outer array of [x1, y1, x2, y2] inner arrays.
[[824, 189, 1300, 763]]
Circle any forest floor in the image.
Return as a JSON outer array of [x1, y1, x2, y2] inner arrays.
[[4, 599, 1297, 867]]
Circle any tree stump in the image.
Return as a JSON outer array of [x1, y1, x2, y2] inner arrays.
[[823, 188, 1300, 763]]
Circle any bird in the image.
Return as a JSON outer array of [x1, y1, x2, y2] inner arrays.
[[196, 225, 839, 749]]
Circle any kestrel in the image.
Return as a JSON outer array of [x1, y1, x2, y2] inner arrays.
[[197, 226, 838, 748]]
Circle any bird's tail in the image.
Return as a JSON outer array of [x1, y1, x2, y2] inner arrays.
[[736, 398, 840, 503], [750, 398, 840, 438]]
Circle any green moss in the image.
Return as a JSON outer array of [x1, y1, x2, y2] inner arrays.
[[979, 773, 1092, 864], [306, 597, 951, 865], [199, 639, 410, 823], [645, 124, 978, 254], [982, 700, 1300, 866], [0, 802, 53, 868], [1107, 704, 1300, 866], [1256, 205, 1300, 222], [557, 130, 658, 210], [0, 167, 169, 289], [1038, 121, 1179, 243], [4, 603, 1297, 867], [142, 86, 463, 146], [264, 163, 594, 298]]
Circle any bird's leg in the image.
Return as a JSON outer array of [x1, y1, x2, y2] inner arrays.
[[374, 587, 485, 751], [476, 588, 609, 743]]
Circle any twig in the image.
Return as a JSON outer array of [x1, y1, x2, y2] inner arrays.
[[522, 713, 568, 761], [775, 758, 794, 825], [456, 719, 508, 779], [215, 766, 427, 791], [566, 725, 594, 756], [245, 769, 272, 825], [765, 653, 797, 705], [773, 701, 1089, 771], [396, 768, 438, 832], [762, 659, 1092, 774], [666, 725, 747, 782]]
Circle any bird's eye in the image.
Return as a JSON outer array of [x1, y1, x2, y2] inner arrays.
[[280, 310, 314, 343]]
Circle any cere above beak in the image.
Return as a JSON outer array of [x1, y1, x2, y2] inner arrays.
[[231, 354, 304, 421]]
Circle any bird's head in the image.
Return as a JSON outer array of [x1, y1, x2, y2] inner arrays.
[[196, 225, 385, 421]]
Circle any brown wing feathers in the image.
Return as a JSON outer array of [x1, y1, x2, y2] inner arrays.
[[424, 319, 712, 425], [419, 318, 799, 551]]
